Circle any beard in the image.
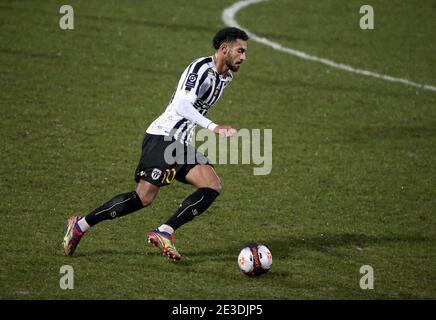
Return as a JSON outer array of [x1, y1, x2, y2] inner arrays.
[[225, 56, 241, 72]]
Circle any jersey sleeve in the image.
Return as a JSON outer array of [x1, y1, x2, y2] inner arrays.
[[175, 98, 217, 131], [178, 58, 212, 104]]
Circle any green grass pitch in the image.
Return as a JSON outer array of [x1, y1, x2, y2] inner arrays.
[[0, 0, 435, 299]]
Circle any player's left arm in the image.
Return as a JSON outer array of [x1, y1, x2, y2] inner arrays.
[[175, 98, 217, 131], [176, 66, 236, 137]]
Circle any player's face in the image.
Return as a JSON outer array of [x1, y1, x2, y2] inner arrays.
[[225, 39, 247, 72]]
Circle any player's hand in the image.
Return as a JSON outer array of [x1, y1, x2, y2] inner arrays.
[[213, 124, 237, 137]]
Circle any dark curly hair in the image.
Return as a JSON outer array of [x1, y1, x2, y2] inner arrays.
[[212, 27, 249, 50]]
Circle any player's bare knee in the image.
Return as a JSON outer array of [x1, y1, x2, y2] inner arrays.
[[138, 193, 154, 207], [135, 184, 158, 207], [209, 180, 222, 194]]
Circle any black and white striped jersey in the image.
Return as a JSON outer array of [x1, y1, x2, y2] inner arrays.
[[146, 56, 233, 145]]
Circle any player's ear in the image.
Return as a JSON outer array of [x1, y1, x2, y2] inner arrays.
[[219, 42, 229, 55]]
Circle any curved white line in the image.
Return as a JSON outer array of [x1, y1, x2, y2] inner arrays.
[[222, 0, 436, 92]]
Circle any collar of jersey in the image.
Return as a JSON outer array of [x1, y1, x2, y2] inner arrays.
[[210, 55, 233, 82]]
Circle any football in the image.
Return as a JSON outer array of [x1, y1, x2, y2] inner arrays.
[[237, 243, 272, 276]]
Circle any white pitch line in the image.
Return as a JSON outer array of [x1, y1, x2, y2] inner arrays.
[[222, 0, 436, 92]]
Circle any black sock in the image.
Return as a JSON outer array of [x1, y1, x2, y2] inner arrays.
[[84, 191, 144, 227], [165, 188, 220, 231]]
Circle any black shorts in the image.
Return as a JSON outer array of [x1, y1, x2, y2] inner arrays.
[[134, 133, 211, 187]]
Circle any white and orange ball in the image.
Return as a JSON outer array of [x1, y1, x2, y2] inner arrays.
[[237, 243, 272, 276]]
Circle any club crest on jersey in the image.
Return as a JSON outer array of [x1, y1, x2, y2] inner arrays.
[[207, 69, 215, 78], [151, 168, 162, 180], [185, 73, 198, 90]]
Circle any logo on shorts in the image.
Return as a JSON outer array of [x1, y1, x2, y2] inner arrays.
[[151, 168, 162, 180]]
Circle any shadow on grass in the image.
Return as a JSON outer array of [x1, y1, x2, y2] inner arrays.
[[56, 233, 433, 265], [184, 232, 434, 261], [73, 249, 144, 257]]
